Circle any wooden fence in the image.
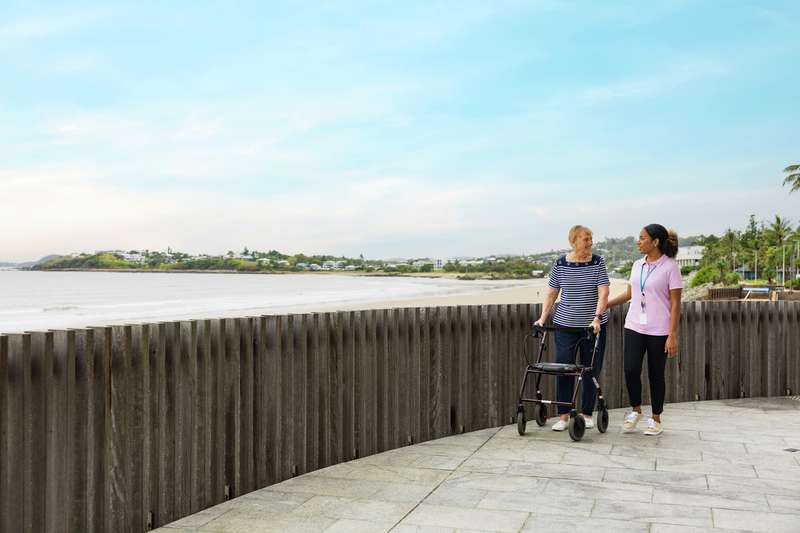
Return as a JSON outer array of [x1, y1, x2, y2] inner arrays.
[[1, 301, 799, 532]]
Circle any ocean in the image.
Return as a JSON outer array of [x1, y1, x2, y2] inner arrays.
[[0, 270, 531, 333]]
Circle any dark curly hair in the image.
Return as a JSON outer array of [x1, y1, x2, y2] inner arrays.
[[644, 224, 679, 258]]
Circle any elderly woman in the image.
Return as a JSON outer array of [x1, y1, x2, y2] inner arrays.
[[535, 225, 610, 431]]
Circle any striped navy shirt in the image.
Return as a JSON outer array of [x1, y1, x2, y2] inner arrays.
[[548, 254, 610, 327]]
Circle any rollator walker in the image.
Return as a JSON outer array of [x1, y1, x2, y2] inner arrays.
[[515, 324, 609, 441]]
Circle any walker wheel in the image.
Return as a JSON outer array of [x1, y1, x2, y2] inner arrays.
[[516, 409, 527, 436], [597, 407, 609, 433], [568, 413, 585, 441], [533, 404, 547, 427]]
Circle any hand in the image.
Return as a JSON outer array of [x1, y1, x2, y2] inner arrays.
[[590, 317, 601, 335], [534, 317, 545, 327], [665, 334, 678, 358]]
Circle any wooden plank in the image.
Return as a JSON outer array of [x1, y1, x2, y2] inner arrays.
[[195, 320, 212, 509], [132, 324, 151, 532], [388, 308, 401, 449], [358, 309, 371, 456], [428, 306, 442, 440], [457, 306, 471, 433], [158, 322, 176, 524], [65, 329, 91, 532], [375, 309, 389, 452], [410, 308, 422, 444], [253, 316, 268, 487], [237, 317, 254, 493], [0, 336, 9, 532], [223, 318, 241, 496], [209, 319, 227, 503], [316, 313, 331, 469], [292, 315, 307, 475], [440, 306, 454, 435], [108, 326, 132, 533], [279, 315, 294, 479], [3, 334, 28, 533], [263, 315, 281, 486], [88, 327, 110, 533], [341, 312, 355, 461], [766, 303, 781, 396], [396, 308, 410, 445], [25, 332, 49, 533], [174, 321, 195, 516], [306, 313, 320, 473], [327, 312, 343, 466], [46, 330, 69, 533]]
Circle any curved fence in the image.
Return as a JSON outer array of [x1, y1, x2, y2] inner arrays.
[[1, 301, 799, 532]]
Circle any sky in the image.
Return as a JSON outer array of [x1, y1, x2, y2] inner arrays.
[[1, 0, 799, 262]]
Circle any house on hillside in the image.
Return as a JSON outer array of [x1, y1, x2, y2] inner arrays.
[[676, 246, 704, 268]]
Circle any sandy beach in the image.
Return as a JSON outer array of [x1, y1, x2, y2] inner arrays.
[[329, 278, 630, 312]]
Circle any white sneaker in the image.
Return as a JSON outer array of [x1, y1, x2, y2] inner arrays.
[[643, 418, 663, 436], [582, 415, 594, 429], [622, 411, 642, 433], [552, 419, 568, 431]]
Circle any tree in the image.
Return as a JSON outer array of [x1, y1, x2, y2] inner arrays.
[[784, 164, 800, 193]]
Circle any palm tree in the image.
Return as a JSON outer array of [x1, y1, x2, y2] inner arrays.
[[765, 215, 792, 246], [784, 164, 800, 193]]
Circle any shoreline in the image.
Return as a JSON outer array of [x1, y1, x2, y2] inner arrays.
[[22, 267, 538, 281]]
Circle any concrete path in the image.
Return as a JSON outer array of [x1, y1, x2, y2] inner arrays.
[[155, 398, 800, 533]]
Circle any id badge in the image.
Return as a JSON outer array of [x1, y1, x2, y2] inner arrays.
[[638, 313, 648, 325]]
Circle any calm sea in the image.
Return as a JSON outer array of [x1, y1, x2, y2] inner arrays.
[[0, 270, 528, 333]]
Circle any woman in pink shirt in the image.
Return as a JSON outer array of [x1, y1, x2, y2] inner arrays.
[[607, 224, 682, 436]]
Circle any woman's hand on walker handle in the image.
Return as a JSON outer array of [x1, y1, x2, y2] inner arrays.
[[590, 317, 601, 335], [665, 333, 678, 358], [534, 317, 545, 327]]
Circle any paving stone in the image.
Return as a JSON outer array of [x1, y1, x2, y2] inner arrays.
[[768, 494, 800, 513], [400, 503, 529, 532], [545, 478, 653, 503], [520, 514, 650, 532], [603, 467, 709, 489], [592, 500, 713, 527], [610, 444, 703, 461], [707, 474, 800, 497], [443, 472, 548, 493], [509, 460, 606, 481], [476, 490, 593, 516], [649, 524, 748, 532], [265, 475, 386, 499], [560, 450, 656, 470], [291, 495, 415, 522], [656, 458, 757, 478], [753, 464, 800, 481], [712, 508, 800, 532], [322, 518, 395, 533], [425, 485, 488, 508], [158, 398, 800, 533], [390, 525, 454, 533], [652, 485, 768, 511]]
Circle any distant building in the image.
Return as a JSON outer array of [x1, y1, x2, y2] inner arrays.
[[676, 246, 704, 268], [434, 259, 445, 270]]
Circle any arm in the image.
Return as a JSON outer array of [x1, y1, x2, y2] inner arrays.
[[590, 284, 610, 333], [665, 288, 682, 357], [534, 287, 560, 326], [607, 284, 632, 309]]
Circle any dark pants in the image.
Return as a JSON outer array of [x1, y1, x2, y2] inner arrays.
[[624, 328, 668, 415], [554, 324, 607, 415]]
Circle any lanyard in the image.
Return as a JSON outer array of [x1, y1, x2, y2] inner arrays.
[[640, 261, 657, 296]]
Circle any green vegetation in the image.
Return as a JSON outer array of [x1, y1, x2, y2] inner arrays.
[[783, 163, 800, 193], [32, 248, 547, 277], [690, 214, 800, 287]]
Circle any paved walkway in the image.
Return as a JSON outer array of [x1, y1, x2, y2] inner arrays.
[[155, 398, 800, 533]]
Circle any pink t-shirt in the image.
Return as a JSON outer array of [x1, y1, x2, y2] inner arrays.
[[624, 254, 683, 336]]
